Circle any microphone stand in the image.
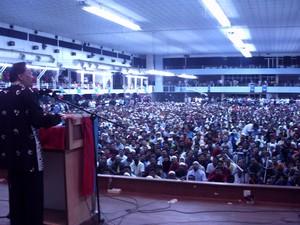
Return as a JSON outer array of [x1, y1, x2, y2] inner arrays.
[[225, 153, 246, 183], [225, 153, 244, 173], [263, 157, 269, 184], [45, 92, 124, 125], [43, 92, 125, 225]]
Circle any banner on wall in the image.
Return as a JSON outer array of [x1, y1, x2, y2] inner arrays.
[[250, 83, 255, 93], [262, 84, 267, 93]]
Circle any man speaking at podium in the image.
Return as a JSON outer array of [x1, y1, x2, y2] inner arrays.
[[0, 62, 62, 225]]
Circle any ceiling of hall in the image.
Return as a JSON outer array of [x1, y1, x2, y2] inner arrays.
[[0, 0, 299, 56]]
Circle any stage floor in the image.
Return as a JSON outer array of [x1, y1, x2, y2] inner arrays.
[[99, 193, 300, 225], [1, 183, 300, 225]]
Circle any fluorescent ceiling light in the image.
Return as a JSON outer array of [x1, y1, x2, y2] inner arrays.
[[219, 0, 239, 18], [224, 28, 254, 53], [96, 0, 147, 22], [224, 29, 254, 58], [227, 33, 245, 48], [226, 27, 251, 40], [82, 5, 141, 31], [234, 44, 252, 58], [243, 43, 256, 52], [201, 1, 254, 58], [239, 48, 252, 58], [201, 0, 231, 27], [177, 74, 198, 79], [146, 70, 175, 77], [228, 38, 253, 58]]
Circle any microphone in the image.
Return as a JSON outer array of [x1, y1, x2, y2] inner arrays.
[[38, 89, 61, 97]]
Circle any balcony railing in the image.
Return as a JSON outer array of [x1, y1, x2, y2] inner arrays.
[[163, 85, 300, 93]]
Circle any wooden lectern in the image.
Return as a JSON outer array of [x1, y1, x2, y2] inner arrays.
[[43, 115, 95, 225]]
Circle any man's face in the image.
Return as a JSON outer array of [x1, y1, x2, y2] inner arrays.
[[193, 164, 199, 171], [19, 68, 33, 87]]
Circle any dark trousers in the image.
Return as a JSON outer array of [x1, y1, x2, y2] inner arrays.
[[8, 170, 43, 225]]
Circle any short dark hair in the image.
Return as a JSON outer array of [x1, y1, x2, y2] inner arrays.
[[253, 123, 259, 130], [9, 62, 26, 82]]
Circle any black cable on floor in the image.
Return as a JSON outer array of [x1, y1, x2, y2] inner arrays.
[[101, 195, 140, 225], [139, 220, 273, 225], [137, 209, 300, 214], [102, 194, 139, 209], [102, 195, 160, 225], [102, 195, 300, 225], [116, 201, 300, 224]]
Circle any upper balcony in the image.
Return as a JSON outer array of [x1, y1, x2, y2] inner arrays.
[[168, 67, 300, 75], [171, 85, 300, 94], [164, 56, 300, 75]]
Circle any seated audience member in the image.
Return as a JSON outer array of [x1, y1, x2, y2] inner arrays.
[[169, 155, 180, 172], [123, 166, 136, 177], [208, 165, 227, 183], [197, 153, 209, 171], [97, 155, 110, 174], [121, 150, 134, 167], [249, 173, 263, 184], [145, 157, 158, 176], [272, 164, 288, 185], [162, 156, 171, 178], [187, 161, 207, 181], [209, 160, 230, 182], [206, 157, 218, 176], [130, 154, 145, 177], [109, 156, 123, 175], [167, 170, 178, 180], [175, 162, 188, 180], [224, 158, 236, 183], [117, 149, 127, 162]]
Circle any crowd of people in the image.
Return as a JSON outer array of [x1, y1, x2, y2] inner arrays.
[[93, 96, 300, 186], [171, 77, 300, 87]]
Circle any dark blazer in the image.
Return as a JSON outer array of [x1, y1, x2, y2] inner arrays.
[[0, 84, 61, 172]]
